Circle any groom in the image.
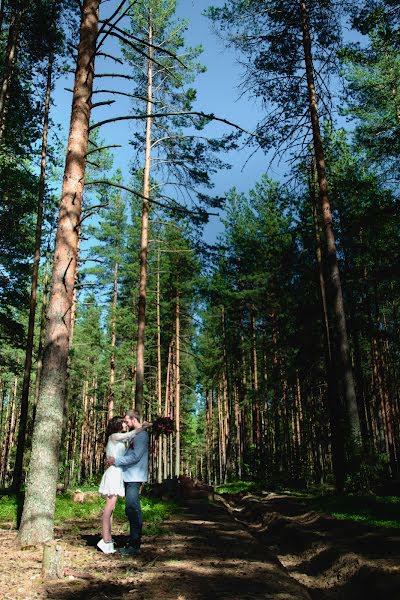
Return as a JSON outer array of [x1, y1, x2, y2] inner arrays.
[[107, 409, 149, 555]]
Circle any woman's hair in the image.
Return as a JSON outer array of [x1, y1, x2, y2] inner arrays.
[[105, 416, 125, 442]]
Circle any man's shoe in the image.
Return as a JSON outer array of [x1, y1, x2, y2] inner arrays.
[[97, 538, 116, 554], [119, 546, 140, 556]]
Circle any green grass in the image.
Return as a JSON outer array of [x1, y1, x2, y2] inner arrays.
[[215, 481, 257, 495], [309, 494, 400, 529], [213, 479, 400, 530], [0, 491, 176, 535]]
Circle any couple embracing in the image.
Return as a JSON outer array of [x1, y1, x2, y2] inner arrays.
[[97, 409, 151, 556]]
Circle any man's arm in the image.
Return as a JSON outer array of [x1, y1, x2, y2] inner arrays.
[[114, 432, 148, 468]]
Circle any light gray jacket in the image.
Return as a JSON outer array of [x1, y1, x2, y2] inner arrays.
[[114, 430, 149, 482]]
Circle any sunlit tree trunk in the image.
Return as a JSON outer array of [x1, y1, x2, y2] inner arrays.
[[18, 0, 100, 546], [13, 54, 53, 492], [108, 237, 119, 419], [135, 22, 153, 415], [174, 294, 181, 477]]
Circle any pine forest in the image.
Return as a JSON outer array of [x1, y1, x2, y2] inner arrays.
[[0, 0, 400, 577]]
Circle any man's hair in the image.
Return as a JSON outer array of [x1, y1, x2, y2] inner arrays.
[[125, 409, 141, 421]]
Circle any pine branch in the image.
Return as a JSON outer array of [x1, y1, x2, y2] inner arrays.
[[85, 144, 122, 156], [92, 89, 152, 103], [105, 29, 178, 80], [84, 179, 219, 217], [91, 100, 116, 109], [89, 112, 257, 138], [103, 22, 188, 69], [97, 52, 124, 65]]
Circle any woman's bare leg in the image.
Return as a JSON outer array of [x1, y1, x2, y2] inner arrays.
[[102, 495, 117, 542]]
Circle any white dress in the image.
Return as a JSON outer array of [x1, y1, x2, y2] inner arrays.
[[98, 430, 137, 497]]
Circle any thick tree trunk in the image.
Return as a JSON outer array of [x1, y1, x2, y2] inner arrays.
[[300, 0, 361, 451], [13, 54, 53, 492], [135, 25, 153, 415], [17, 0, 99, 546]]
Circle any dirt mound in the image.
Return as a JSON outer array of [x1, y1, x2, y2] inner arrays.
[[217, 492, 400, 600]]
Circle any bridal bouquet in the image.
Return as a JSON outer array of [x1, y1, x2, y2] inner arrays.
[[151, 416, 174, 437]]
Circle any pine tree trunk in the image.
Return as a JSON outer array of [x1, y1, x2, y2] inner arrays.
[[34, 247, 51, 413], [4, 374, 18, 483], [17, 0, 99, 546], [0, 383, 12, 485], [108, 237, 119, 419], [13, 54, 53, 492], [135, 24, 153, 415], [300, 0, 360, 449], [0, 2, 23, 140], [0, 0, 6, 34], [174, 294, 181, 477], [156, 245, 163, 483], [250, 308, 262, 466], [310, 164, 346, 492]]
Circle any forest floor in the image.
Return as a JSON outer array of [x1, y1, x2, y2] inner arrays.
[[0, 491, 399, 600]]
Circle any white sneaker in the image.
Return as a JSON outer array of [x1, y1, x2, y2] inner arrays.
[[97, 538, 116, 554]]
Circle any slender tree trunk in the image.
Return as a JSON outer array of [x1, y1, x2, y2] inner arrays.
[[34, 246, 51, 411], [0, 383, 12, 484], [310, 163, 346, 491], [156, 245, 163, 483], [13, 54, 53, 492], [174, 294, 181, 477], [0, 0, 7, 34], [108, 237, 119, 419], [4, 374, 18, 481], [300, 0, 360, 447], [135, 24, 153, 415], [18, 0, 99, 546], [0, 3, 20, 139]]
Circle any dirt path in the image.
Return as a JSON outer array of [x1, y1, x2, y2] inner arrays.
[[1, 494, 398, 599], [0, 500, 310, 600]]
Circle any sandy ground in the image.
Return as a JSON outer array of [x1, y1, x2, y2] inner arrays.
[[0, 494, 398, 600]]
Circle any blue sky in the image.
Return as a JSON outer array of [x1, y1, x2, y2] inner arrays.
[[51, 0, 270, 243]]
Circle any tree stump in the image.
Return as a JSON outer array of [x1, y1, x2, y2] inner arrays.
[[42, 542, 64, 579]]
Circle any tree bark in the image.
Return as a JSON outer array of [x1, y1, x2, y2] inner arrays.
[[34, 246, 51, 412], [0, 1, 24, 140], [174, 293, 181, 477], [13, 54, 53, 492], [108, 237, 119, 420], [156, 244, 163, 483], [135, 22, 153, 415], [300, 0, 361, 449], [17, 0, 99, 546]]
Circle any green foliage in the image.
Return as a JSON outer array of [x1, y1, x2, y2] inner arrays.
[[341, 2, 400, 179], [0, 492, 176, 533], [310, 494, 400, 529], [215, 481, 257, 494], [207, 0, 343, 157]]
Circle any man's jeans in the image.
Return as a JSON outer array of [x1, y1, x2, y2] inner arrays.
[[125, 482, 143, 548]]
